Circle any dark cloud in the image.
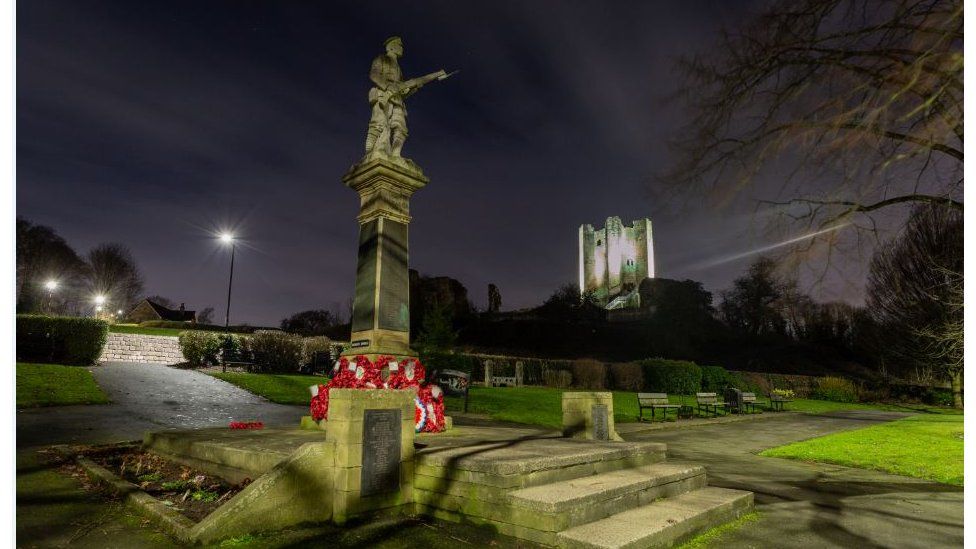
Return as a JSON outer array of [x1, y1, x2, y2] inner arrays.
[[19, 0, 865, 326]]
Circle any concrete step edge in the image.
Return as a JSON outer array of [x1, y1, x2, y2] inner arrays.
[[556, 486, 754, 549], [509, 462, 706, 512]]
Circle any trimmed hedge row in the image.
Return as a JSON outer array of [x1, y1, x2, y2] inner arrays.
[[17, 315, 109, 366], [178, 331, 341, 372], [638, 358, 702, 394]]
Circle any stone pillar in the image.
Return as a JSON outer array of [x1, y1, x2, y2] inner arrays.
[[561, 392, 623, 442], [327, 389, 416, 524], [484, 359, 493, 387], [342, 158, 428, 358], [515, 361, 524, 387]]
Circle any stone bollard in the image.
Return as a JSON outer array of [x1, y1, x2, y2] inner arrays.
[[561, 392, 623, 442], [484, 359, 493, 388], [515, 361, 524, 387]]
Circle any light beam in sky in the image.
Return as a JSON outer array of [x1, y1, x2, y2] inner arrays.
[[686, 223, 850, 271]]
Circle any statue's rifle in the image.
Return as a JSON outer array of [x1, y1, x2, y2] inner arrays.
[[398, 69, 458, 98]]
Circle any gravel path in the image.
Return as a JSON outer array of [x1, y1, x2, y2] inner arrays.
[[17, 361, 306, 448]]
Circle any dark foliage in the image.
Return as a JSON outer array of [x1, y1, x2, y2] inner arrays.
[[17, 314, 108, 365]]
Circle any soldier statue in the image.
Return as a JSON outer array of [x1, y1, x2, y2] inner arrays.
[[364, 36, 454, 159]]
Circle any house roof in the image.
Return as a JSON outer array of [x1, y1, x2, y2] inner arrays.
[[143, 299, 196, 322]]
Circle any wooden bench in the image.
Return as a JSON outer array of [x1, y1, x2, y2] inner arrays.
[[221, 348, 255, 373], [741, 392, 761, 414], [696, 392, 731, 417], [637, 393, 681, 422], [768, 395, 793, 411]]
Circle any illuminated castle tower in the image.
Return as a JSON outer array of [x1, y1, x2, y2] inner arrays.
[[578, 217, 655, 307]]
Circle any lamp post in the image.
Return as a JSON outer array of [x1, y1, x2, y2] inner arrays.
[[220, 233, 236, 329], [44, 280, 58, 314], [94, 294, 106, 319]]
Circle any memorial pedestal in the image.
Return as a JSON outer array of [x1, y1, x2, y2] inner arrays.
[[342, 157, 427, 359], [562, 391, 624, 441]]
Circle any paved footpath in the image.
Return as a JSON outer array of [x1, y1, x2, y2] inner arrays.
[[624, 411, 963, 548], [17, 361, 307, 448]]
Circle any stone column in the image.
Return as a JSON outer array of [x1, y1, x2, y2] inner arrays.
[[484, 359, 493, 387], [342, 158, 428, 358], [561, 392, 623, 441], [515, 361, 524, 387], [327, 388, 416, 524]]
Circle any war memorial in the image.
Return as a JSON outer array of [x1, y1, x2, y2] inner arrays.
[[61, 37, 754, 547]]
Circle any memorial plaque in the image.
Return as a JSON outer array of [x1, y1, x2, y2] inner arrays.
[[592, 404, 609, 441], [361, 409, 401, 496], [352, 220, 379, 332], [378, 219, 409, 332]]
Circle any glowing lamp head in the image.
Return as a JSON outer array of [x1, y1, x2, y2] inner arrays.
[[117, 309, 123, 315], [44, 280, 58, 291], [94, 295, 106, 305], [219, 233, 235, 244]]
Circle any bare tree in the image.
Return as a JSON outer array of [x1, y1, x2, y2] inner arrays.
[[866, 205, 962, 406], [197, 306, 215, 324], [16, 218, 88, 314], [666, 0, 962, 252], [85, 243, 145, 313]]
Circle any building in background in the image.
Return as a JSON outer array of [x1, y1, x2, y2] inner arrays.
[[578, 216, 655, 309], [126, 298, 197, 323]]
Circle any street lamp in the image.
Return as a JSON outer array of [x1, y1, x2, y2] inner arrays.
[[43, 280, 59, 314], [219, 233, 236, 329]]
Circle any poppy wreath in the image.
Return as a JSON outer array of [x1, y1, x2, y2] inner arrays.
[[308, 355, 446, 433], [229, 421, 264, 429]]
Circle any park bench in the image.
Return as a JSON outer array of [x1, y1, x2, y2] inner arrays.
[[696, 392, 731, 417], [221, 348, 255, 373], [768, 393, 793, 411], [740, 392, 761, 414], [637, 393, 681, 422]]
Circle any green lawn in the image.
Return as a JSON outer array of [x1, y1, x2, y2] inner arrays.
[[209, 372, 330, 405], [760, 414, 963, 485], [109, 324, 187, 337], [17, 363, 110, 407]]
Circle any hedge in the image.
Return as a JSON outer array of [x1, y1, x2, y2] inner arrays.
[[17, 315, 109, 366], [700, 365, 733, 392], [638, 358, 702, 394]]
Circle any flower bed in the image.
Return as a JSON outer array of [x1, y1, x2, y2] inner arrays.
[[78, 446, 249, 522]]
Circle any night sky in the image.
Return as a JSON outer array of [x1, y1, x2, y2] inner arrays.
[[18, 0, 868, 326]]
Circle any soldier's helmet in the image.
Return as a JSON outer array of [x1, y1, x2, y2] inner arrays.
[[384, 36, 403, 49]]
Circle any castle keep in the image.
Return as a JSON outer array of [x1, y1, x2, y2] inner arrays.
[[579, 217, 655, 308]]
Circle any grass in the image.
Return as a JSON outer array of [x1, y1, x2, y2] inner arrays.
[[109, 324, 187, 337], [676, 511, 761, 549], [209, 372, 330, 405], [444, 387, 958, 429], [760, 414, 963, 485], [16, 362, 110, 407]]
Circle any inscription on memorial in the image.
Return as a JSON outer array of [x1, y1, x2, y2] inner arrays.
[[352, 220, 379, 332], [592, 404, 609, 441], [378, 219, 409, 332], [361, 409, 401, 496]]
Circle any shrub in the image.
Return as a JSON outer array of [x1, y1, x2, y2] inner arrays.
[[302, 336, 333, 364], [178, 331, 223, 366], [638, 358, 702, 394], [609, 362, 643, 391], [571, 359, 607, 389], [249, 332, 305, 373], [700, 365, 733, 392], [543, 369, 573, 388], [771, 388, 796, 400], [810, 376, 858, 402], [17, 315, 109, 365]]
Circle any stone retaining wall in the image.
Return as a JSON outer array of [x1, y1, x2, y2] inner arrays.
[[99, 332, 185, 365]]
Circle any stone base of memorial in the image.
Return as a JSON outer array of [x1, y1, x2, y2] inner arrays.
[[327, 389, 416, 524], [562, 391, 624, 441]]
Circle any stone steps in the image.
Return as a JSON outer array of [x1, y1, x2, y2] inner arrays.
[[508, 462, 707, 534], [556, 486, 754, 549]]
